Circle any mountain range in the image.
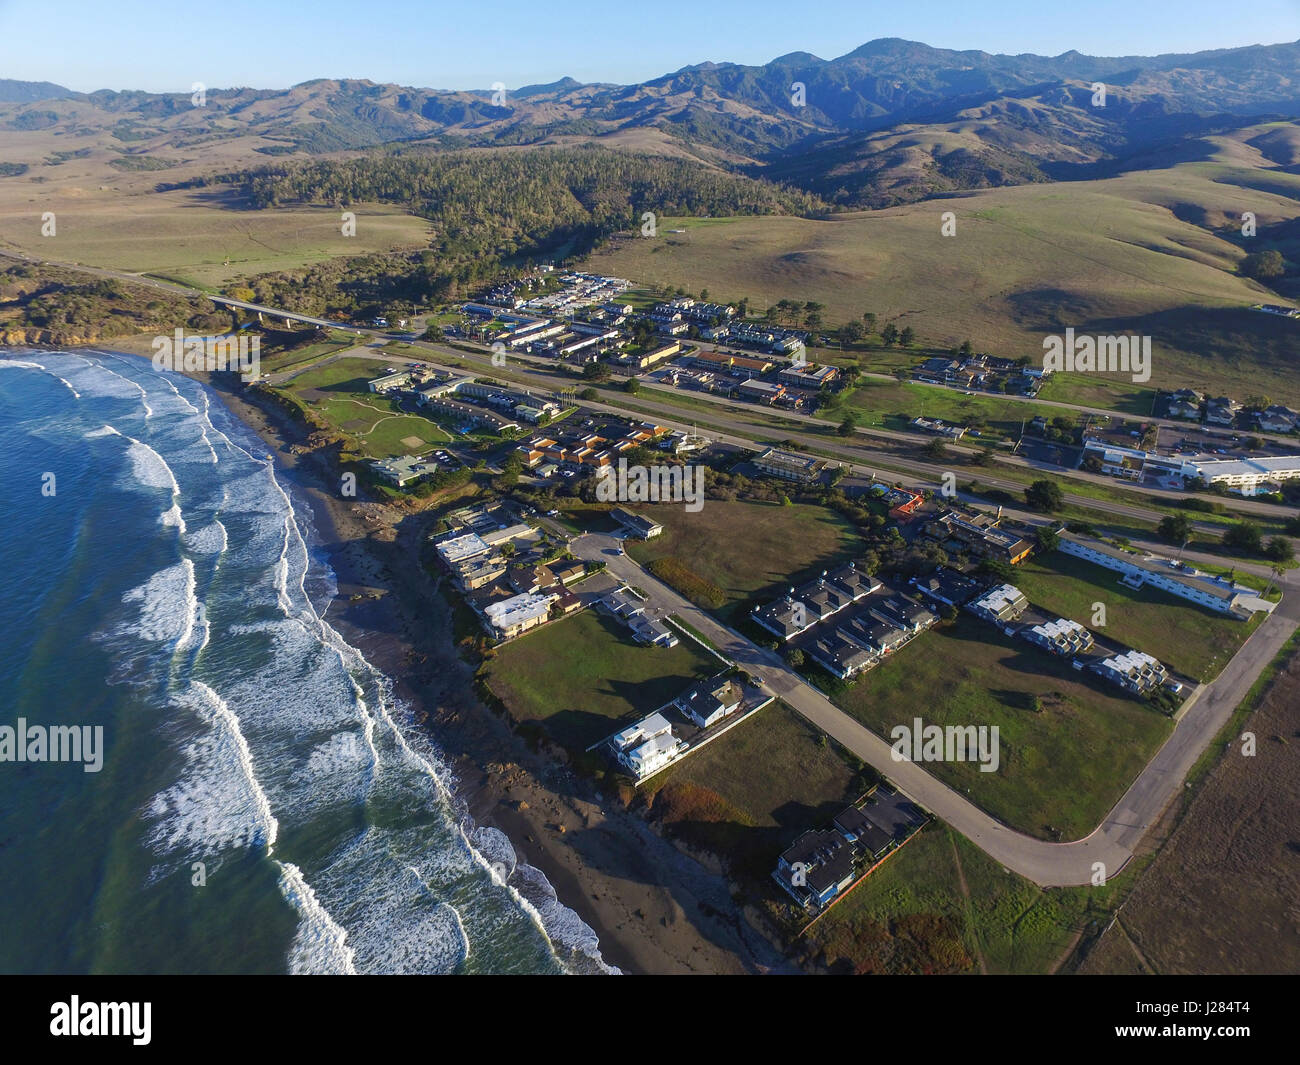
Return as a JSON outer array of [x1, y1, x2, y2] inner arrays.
[[3, 37, 1298, 206]]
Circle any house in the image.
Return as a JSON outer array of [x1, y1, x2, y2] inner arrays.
[[1020, 618, 1094, 657], [923, 509, 1033, 565], [368, 370, 412, 393], [866, 594, 936, 634], [454, 556, 507, 591], [611, 712, 683, 779], [968, 584, 1029, 623], [674, 673, 744, 729], [435, 532, 493, 567], [751, 595, 814, 641], [1166, 389, 1203, 420], [508, 563, 552, 595], [1257, 405, 1298, 433], [1089, 649, 1169, 694], [774, 830, 857, 909], [548, 559, 587, 586], [370, 455, 439, 487], [910, 567, 980, 608], [838, 614, 907, 657], [808, 631, 877, 680], [1205, 396, 1240, 426], [483, 592, 556, 639], [832, 806, 893, 859]]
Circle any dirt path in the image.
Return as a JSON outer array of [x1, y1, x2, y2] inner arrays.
[[948, 830, 988, 975]]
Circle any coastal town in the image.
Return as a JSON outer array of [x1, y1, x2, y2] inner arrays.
[[225, 261, 1296, 935]]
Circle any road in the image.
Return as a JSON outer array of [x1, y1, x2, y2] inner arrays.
[[570, 529, 1299, 887]]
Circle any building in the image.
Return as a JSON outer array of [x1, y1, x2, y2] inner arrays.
[[751, 564, 880, 642], [774, 830, 857, 909], [1089, 649, 1169, 694], [752, 447, 831, 483], [483, 592, 555, 639], [368, 370, 412, 393], [674, 673, 744, 729], [837, 613, 907, 657], [370, 454, 439, 487], [1182, 455, 1300, 496], [453, 556, 507, 591], [1057, 532, 1251, 616], [1166, 389, 1203, 420], [735, 379, 786, 404], [548, 559, 587, 586], [480, 522, 534, 547], [832, 806, 893, 859], [435, 532, 492, 566], [1020, 618, 1094, 656], [865, 594, 936, 634], [924, 509, 1033, 565], [1205, 396, 1240, 426], [968, 584, 1029, 623], [611, 712, 684, 780], [1257, 404, 1299, 433], [910, 568, 980, 608], [610, 506, 663, 539], [808, 631, 878, 680], [777, 364, 839, 391]]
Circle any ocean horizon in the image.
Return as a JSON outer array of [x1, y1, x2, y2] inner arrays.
[[0, 348, 613, 975]]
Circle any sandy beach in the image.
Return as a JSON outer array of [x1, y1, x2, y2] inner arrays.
[[88, 338, 788, 974]]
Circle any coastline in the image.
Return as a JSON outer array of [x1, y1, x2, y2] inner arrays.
[[65, 338, 787, 975]]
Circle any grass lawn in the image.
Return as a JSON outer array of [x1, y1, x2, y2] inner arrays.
[[804, 823, 1121, 974], [832, 616, 1172, 842], [624, 499, 864, 620], [640, 700, 874, 881], [835, 377, 1048, 439], [479, 609, 718, 753], [1012, 550, 1263, 681]]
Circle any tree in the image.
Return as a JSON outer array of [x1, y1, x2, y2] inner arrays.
[[899, 325, 916, 347], [839, 320, 865, 344], [582, 361, 609, 380], [786, 647, 805, 668], [1025, 478, 1064, 512], [1239, 249, 1286, 280], [1223, 521, 1263, 553], [837, 414, 858, 436], [922, 438, 948, 460], [862, 311, 877, 332], [1081, 453, 1104, 474], [1264, 536, 1294, 563], [625, 377, 640, 394], [958, 340, 973, 358], [579, 387, 598, 400], [881, 323, 900, 347], [1157, 512, 1193, 545], [1036, 526, 1060, 553]]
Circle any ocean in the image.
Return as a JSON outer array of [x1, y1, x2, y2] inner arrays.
[[0, 349, 612, 975]]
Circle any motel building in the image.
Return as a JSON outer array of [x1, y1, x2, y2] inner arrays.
[[1057, 533, 1249, 617], [1181, 455, 1300, 497]]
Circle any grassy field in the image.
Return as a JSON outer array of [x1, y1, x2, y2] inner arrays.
[[1012, 550, 1263, 682], [804, 823, 1121, 974], [832, 616, 1172, 841], [479, 609, 719, 753], [624, 499, 864, 619], [583, 144, 1300, 404], [640, 700, 874, 881], [0, 176, 430, 290]]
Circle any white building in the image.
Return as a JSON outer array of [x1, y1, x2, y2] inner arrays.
[[611, 712, 683, 779], [968, 584, 1029, 623], [436, 532, 492, 566], [1058, 532, 1249, 617], [483, 592, 555, 639], [1182, 455, 1300, 496]]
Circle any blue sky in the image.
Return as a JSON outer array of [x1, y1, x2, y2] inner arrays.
[[3, 0, 1299, 92]]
